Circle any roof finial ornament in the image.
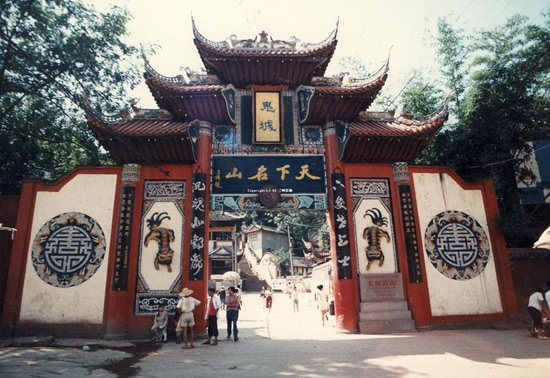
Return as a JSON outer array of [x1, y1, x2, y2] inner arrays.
[[140, 43, 149, 66], [130, 97, 141, 115], [386, 46, 393, 67], [335, 17, 339, 39], [259, 30, 269, 43]]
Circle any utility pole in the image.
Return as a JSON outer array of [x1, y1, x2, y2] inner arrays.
[[287, 224, 294, 276], [233, 225, 237, 272]]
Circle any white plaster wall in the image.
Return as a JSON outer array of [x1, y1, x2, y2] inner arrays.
[[20, 174, 117, 324], [413, 172, 503, 316]]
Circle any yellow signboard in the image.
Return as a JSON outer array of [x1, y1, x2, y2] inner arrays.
[[254, 91, 281, 143]]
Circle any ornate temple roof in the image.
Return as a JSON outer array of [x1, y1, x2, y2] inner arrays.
[[143, 56, 389, 124], [192, 19, 338, 88], [303, 60, 389, 123], [87, 108, 198, 165], [337, 98, 449, 162], [144, 62, 231, 123], [84, 22, 446, 165]]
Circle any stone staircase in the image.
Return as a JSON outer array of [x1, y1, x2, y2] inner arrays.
[[238, 255, 268, 293], [358, 300, 416, 334], [358, 273, 416, 334]]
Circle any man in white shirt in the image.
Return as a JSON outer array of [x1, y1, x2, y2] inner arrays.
[[175, 287, 201, 349], [528, 288, 549, 339], [203, 287, 222, 345]]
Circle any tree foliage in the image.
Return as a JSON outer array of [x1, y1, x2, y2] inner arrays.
[[413, 12, 550, 246], [400, 70, 446, 118], [271, 247, 290, 277], [0, 0, 140, 194]]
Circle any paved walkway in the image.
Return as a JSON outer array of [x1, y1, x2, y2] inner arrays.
[[1, 292, 549, 377]]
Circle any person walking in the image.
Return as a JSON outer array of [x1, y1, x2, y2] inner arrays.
[[203, 287, 221, 346], [265, 286, 273, 312], [528, 288, 549, 339], [225, 286, 241, 341], [291, 285, 299, 312], [176, 287, 201, 349], [316, 285, 329, 326]]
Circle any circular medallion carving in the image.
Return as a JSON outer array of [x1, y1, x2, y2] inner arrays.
[[305, 127, 321, 143], [424, 211, 490, 280], [214, 126, 232, 143], [31, 212, 106, 287], [258, 184, 281, 208]]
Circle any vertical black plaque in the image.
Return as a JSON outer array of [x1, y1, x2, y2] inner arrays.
[[189, 173, 207, 280], [398, 185, 423, 283], [113, 186, 135, 290], [331, 173, 352, 279]]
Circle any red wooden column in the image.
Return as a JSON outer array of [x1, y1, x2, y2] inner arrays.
[[1, 181, 37, 335], [323, 123, 359, 332], [186, 121, 212, 333], [481, 180, 518, 317], [104, 165, 134, 337], [390, 163, 432, 330]]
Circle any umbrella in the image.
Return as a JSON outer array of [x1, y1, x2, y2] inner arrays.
[[222, 271, 240, 281]]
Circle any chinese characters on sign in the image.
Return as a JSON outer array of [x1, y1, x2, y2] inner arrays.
[[212, 156, 325, 194], [398, 185, 423, 283], [361, 274, 404, 301], [331, 173, 352, 279], [254, 91, 281, 143], [113, 186, 135, 291], [189, 173, 207, 280]]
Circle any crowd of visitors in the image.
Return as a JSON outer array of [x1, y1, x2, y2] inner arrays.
[[151, 281, 335, 347]]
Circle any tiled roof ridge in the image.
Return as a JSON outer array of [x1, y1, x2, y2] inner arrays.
[[357, 92, 450, 127], [88, 116, 191, 137], [144, 59, 223, 90], [145, 72, 223, 93], [192, 16, 338, 55], [313, 62, 389, 94], [331, 56, 390, 89], [82, 93, 137, 125]]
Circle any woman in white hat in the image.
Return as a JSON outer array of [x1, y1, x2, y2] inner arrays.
[[176, 287, 201, 349]]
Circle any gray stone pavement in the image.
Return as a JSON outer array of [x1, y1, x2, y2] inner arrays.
[[1, 292, 549, 377]]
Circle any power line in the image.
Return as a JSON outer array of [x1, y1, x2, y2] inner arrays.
[[457, 0, 475, 20], [486, 0, 514, 29], [472, 0, 500, 30], [467, 142, 550, 169], [385, 74, 415, 111]]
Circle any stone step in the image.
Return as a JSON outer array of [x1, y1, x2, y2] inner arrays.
[[359, 309, 412, 322], [239, 255, 268, 292], [359, 319, 416, 334], [360, 301, 408, 312]]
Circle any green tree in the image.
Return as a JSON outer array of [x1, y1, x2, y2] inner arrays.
[[272, 247, 290, 277], [416, 12, 550, 246], [434, 18, 469, 113], [400, 70, 446, 118], [0, 0, 140, 194]]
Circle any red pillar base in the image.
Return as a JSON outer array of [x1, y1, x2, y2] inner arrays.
[[333, 278, 358, 332]]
